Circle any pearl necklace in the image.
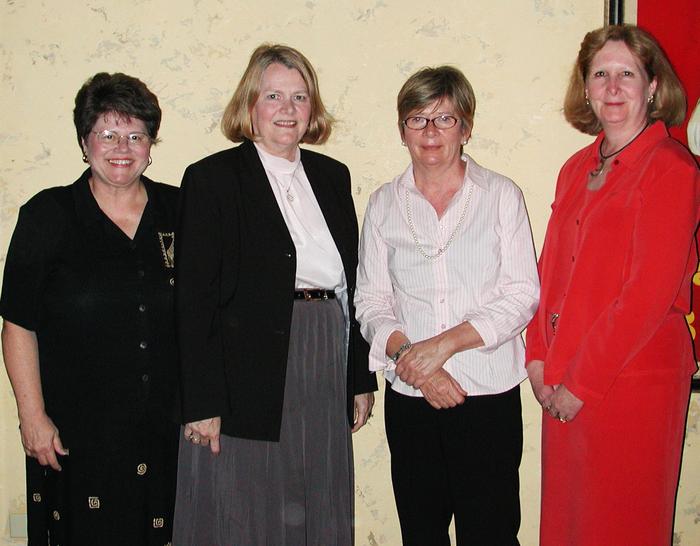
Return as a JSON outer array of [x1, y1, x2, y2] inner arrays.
[[405, 179, 474, 260], [589, 123, 649, 177]]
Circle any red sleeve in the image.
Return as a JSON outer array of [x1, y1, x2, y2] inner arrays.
[[525, 249, 547, 363]]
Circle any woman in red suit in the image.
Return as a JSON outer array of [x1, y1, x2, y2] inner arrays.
[[527, 25, 699, 545]]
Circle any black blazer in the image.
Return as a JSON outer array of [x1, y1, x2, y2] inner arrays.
[[175, 139, 376, 441]]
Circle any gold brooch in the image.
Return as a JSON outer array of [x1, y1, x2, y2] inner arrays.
[[158, 232, 175, 269]]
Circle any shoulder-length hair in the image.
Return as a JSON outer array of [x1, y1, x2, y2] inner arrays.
[[564, 24, 686, 135], [221, 44, 333, 144]]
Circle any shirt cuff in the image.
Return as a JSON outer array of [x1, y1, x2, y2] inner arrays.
[[368, 321, 405, 372], [463, 314, 498, 351]]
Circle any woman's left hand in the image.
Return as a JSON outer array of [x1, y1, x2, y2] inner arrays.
[[395, 337, 450, 389], [352, 393, 375, 433], [547, 385, 584, 423], [184, 417, 222, 454]]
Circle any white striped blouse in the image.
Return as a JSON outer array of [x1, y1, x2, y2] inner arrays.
[[355, 154, 540, 397]]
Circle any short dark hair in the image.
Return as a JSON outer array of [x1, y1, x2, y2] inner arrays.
[[73, 72, 162, 151], [564, 25, 686, 135]]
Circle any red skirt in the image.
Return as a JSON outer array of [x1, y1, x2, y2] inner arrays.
[[540, 368, 691, 546]]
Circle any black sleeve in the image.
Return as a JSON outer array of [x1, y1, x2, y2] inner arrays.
[[175, 163, 236, 423], [0, 196, 62, 331], [339, 163, 377, 395]]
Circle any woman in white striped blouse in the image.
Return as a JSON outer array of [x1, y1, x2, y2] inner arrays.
[[355, 66, 539, 546]]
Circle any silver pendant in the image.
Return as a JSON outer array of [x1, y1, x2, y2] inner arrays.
[[589, 161, 605, 177], [286, 191, 295, 203]]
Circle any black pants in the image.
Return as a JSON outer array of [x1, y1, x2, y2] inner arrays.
[[385, 382, 522, 546]]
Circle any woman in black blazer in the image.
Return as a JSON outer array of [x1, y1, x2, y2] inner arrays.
[[172, 44, 376, 546]]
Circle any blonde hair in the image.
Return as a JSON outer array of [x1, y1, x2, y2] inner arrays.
[[221, 44, 333, 144], [564, 24, 686, 135], [397, 66, 476, 136]]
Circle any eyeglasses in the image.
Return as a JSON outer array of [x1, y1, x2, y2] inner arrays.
[[402, 115, 459, 131], [92, 130, 152, 148]]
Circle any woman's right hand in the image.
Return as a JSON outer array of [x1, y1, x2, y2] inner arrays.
[[184, 417, 222, 455], [420, 369, 467, 409], [526, 359, 554, 410], [19, 411, 68, 471]]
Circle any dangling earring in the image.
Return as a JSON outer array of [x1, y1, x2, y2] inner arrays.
[[148, 156, 153, 166], [82, 153, 89, 164], [647, 94, 655, 104], [584, 91, 590, 106]]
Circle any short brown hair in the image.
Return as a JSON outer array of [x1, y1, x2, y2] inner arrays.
[[397, 66, 476, 136], [564, 24, 686, 135], [221, 44, 333, 144], [73, 72, 161, 152]]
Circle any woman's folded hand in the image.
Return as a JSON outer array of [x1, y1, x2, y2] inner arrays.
[[420, 369, 467, 409]]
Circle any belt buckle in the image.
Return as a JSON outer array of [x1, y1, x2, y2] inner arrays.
[[304, 289, 312, 301]]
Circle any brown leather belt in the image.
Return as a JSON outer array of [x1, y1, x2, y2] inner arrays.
[[293, 289, 336, 301]]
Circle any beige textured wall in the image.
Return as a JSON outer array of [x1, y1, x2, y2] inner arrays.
[[1, 1, 698, 545]]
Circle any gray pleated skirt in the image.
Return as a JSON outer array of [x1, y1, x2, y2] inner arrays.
[[173, 299, 353, 546]]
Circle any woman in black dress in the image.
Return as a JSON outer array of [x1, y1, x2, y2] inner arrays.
[[0, 72, 179, 546]]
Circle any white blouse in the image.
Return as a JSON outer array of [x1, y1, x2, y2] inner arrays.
[[255, 143, 346, 292], [355, 155, 540, 397]]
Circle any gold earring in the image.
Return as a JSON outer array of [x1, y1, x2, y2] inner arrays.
[[82, 153, 89, 164]]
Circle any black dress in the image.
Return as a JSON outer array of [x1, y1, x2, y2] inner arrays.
[[0, 170, 180, 546]]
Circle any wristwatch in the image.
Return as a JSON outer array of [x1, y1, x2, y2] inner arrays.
[[390, 341, 412, 363]]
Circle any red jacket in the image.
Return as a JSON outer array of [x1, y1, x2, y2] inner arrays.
[[526, 122, 700, 404]]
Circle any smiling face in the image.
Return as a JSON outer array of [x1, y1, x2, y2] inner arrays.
[[586, 40, 657, 137], [82, 112, 151, 191], [251, 63, 312, 160], [402, 97, 469, 171]]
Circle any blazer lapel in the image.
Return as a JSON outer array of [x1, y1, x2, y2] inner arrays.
[[239, 140, 293, 244], [301, 150, 352, 276]]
